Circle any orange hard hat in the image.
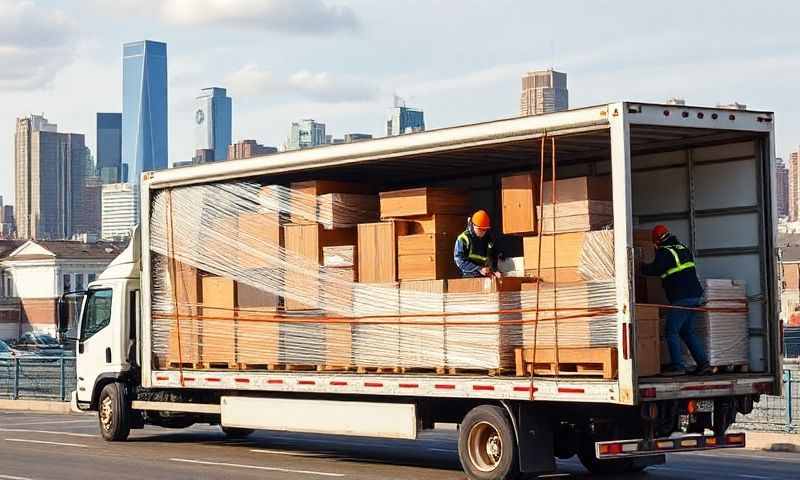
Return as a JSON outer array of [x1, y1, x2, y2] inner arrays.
[[472, 210, 491, 229], [652, 224, 670, 243]]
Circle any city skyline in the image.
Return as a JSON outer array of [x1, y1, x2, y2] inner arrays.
[[2, 1, 800, 202]]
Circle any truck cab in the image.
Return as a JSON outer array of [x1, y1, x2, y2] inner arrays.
[[61, 227, 140, 413]]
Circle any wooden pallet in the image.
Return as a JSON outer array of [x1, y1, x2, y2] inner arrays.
[[356, 366, 402, 374], [446, 367, 506, 376], [195, 361, 238, 370], [167, 361, 198, 369], [515, 347, 618, 379], [712, 363, 749, 374], [237, 363, 285, 371], [317, 365, 358, 372], [399, 366, 447, 375]]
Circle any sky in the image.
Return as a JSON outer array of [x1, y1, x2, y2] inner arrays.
[[1, 0, 799, 205]]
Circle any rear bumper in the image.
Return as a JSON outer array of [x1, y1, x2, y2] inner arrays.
[[639, 376, 774, 401], [596, 432, 746, 459]]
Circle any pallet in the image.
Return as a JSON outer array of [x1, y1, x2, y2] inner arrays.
[[167, 361, 198, 369], [237, 363, 285, 371], [317, 365, 358, 372], [195, 361, 238, 370], [446, 367, 506, 376], [398, 366, 447, 375], [356, 366, 402, 374], [712, 363, 749, 374], [515, 347, 618, 379]]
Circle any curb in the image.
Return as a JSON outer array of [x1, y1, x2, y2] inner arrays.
[[0, 399, 73, 414], [743, 431, 800, 453]]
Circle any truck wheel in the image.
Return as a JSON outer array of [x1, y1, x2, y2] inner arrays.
[[98, 383, 131, 441], [458, 405, 519, 480], [221, 426, 255, 438]]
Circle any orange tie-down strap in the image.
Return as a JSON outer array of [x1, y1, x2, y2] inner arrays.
[[153, 304, 619, 327], [636, 301, 749, 314]]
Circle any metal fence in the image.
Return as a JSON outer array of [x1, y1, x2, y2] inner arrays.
[[734, 361, 800, 432], [0, 356, 76, 401]]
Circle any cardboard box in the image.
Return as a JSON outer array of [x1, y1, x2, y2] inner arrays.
[[379, 187, 471, 219], [166, 260, 202, 366], [317, 193, 379, 229], [200, 276, 237, 366], [501, 172, 537, 235], [289, 180, 372, 224], [237, 212, 284, 269], [235, 282, 280, 366], [357, 221, 409, 283], [320, 265, 356, 367], [445, 278, 527, 370], [399, 279, 447, 368], [523, 232, 587, 271], [283, 224, 356, 311]]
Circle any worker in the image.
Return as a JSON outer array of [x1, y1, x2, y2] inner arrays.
[[641, 225, 712, 376], [454, 210, 501, 278]]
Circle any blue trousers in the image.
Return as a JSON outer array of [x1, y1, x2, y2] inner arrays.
[[666, 297, 709, 369]]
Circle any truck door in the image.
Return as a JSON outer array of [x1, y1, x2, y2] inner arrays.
[[76, 286, 116, 403]]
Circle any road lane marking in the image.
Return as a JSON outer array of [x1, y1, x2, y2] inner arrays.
[[251, 449, 327, 457], [5, 438, 88, 448], [1, 420, 96, 427], [0, 428, 93, 438], [737, 476, 771, 479], [0, 474, 37, 480], [170, 458, 345, 477]]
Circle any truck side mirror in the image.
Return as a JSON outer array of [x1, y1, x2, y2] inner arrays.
[[58, 291, 85, 343]]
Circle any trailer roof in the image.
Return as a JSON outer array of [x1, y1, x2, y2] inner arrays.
[[145, 102, 773, 190]]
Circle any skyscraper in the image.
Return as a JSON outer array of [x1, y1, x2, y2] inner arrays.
[[122, 40, 168, 183], [194, 87, 232, 162], [96, 113, 122, 183], [386, 97, 424, 136], [520, 69, 568, 116], [286, 119, 327, 150], [14, 115, 92, 239], [776, 157, 789, 218], [101, 183, 139, 240], [789, 150, 800, 222]]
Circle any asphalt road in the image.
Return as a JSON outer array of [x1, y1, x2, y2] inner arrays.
[[0, 410, 798, 479]]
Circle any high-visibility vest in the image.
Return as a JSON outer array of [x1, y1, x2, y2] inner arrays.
[[457, 231, 493, 266], [659, 243, 696, 279]]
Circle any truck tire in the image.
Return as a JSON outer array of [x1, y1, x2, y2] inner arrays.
[[221, 426, 255, 438], [458, 405, 519, 480], [98, 383, 131, 441]]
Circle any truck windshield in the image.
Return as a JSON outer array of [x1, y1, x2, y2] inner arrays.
[[81, 289, 113, 341]]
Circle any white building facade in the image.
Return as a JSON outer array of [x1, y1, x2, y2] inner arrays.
[[102, 183, 139, 240]]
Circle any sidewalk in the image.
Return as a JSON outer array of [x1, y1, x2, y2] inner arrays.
[[0, 399, 73, 414], [745, 431, 800, 452]]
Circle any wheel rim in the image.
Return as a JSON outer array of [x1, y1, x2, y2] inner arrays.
[[467, 421, 503, 472], [99, 395, 113, 432]]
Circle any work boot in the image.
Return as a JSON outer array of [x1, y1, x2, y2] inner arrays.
[[661, 366, 686, 376], [692, 363, 713, 376]]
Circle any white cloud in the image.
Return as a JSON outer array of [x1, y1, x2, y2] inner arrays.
[[106, 0, 359, 34], [225, 65, 379, 103], [0, 1, 78, 90]]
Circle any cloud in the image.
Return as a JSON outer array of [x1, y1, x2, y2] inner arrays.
[[225, 65, 379, 103], [0, 1, 78, 90], [107, 0, 359, 35]]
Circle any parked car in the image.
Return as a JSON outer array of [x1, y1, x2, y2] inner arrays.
[[13, 332, 64, 356]]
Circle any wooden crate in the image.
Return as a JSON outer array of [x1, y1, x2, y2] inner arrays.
[[541, 175, 612, 204], [237, 211, 284, 269], [283, 224, 355, 311], [402, 214, 466, 236], [166, 261, 202, 367], [523, 232, 587, 271], [398, 233, 460, 280], [399, 279, 447, 369], [536, 201, 613, 234], [289, 180, 372, 224], [200, 276, 237, 368], [379, 187, 471, 219], [634, 305, 661, 376], [357, 221, 409, 283], [352, 283, 401, 367], [317, 193, 379, 229], [235, 282, 281, 367], [444, 278, 527, 370], [501, 172, 537, 235], [524, 267, 584, 283], [514, 347, 618, 379], [320, 255, 357, 368]]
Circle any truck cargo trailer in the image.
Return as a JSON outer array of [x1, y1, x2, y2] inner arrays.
[[59, 102, 780, 479]]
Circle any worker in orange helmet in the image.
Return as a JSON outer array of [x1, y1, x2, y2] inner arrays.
[[641, 224, 711, 376], [454, 210, 502, 278]]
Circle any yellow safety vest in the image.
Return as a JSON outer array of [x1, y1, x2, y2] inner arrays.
[[457, 231, 493, 266], [659, 244, 696, 279]]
